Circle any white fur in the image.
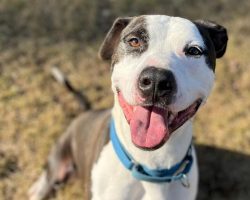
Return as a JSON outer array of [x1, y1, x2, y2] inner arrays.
[[92, 15, 215, 200], [28, 172, 51, 200]]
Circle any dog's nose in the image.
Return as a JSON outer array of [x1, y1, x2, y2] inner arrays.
[[138, 67, 177, 101]]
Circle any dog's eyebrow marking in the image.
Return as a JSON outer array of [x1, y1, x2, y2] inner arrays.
[[123, 29, 148, 42]]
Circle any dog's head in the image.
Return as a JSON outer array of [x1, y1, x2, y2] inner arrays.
[[100, 15, 228, 150]]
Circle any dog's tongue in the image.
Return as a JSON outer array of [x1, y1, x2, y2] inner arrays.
[[130, 106, 169, 149]]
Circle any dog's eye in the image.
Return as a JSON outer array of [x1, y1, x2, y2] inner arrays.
[[185, 46, 203, 57], [128, 38, 141, 47]]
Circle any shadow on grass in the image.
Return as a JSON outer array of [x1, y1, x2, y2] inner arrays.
[[196, 144, 250, 200]]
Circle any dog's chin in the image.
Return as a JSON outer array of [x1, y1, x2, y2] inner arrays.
[[117, 92, 202, 151]]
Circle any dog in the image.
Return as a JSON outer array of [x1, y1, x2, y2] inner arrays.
[[29, 15, 228, 200]]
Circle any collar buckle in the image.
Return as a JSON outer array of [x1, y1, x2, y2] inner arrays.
[[181, 174, 190, 188]]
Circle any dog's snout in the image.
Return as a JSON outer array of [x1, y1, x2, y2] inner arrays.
[[138, 67, 177, 102]]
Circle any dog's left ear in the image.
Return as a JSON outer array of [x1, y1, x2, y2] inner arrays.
[[99, 17, 132, 61], [194, 20, 228, 58]]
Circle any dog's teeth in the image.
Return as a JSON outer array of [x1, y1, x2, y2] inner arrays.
[[169, 114, 175, 124]]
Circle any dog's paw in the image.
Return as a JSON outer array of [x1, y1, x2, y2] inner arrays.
[[28, 172, 52, 200]]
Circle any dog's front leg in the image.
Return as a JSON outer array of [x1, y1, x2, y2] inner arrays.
[[141, 182, 169, 200], [91, 143, 143, 200]]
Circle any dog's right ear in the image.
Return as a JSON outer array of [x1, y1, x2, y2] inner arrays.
[[99, 17, 132, 61], [194, 20, 228, 58]]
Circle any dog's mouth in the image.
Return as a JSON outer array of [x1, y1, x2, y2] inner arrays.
[[118, 92, 202, 150]]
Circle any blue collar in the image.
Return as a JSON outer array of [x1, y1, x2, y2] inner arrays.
[[110, 119, 193, 183]]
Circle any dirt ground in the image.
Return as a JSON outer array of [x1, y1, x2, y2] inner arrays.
[[1, 2, 250, 200]]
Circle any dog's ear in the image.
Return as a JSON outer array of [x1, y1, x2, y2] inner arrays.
[[194, 20, 228, 58], [99, 17, 132, 61]]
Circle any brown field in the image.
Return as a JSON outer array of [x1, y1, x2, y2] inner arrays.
[[0, 0, 250, 200]]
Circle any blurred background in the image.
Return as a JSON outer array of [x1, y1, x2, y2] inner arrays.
[[0, 0, 250, 199]]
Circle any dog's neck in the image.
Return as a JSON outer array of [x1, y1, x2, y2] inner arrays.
[[112, 99, 193, 169]]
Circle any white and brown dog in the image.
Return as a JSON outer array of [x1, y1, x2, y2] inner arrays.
[[29, 15, 228, 200]]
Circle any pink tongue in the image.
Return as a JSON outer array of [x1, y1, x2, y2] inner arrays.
[[130, 106, 169, 149]]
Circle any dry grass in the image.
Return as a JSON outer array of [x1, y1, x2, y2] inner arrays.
[[1, 1, 250, 200]]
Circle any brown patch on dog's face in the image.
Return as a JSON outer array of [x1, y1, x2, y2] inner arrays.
[[99, 17, 132, 61], [99, 16, 149, 71], [111, 16, 149, 68]]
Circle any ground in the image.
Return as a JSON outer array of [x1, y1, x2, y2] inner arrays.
[[1, 2, 250, 200]]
